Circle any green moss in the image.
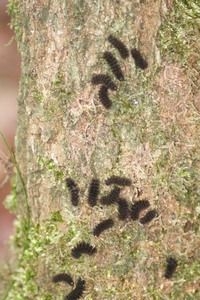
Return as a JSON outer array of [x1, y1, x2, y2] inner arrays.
[[144, 254, 200, 299], [167, 259, 200, 299], [50, 211, 63, 223], [11, 215, 91, 299], [37, 157, 65, 182], [183, 261, 200, 281], [152, 144, 200, 208], [2, 214, 64, 300], [51, 72, 70, 103], [158, 0, 200, 67], [32, 88, 44, 104], [168, 159, 200, 207]]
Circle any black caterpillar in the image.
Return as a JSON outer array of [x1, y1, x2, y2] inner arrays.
[[130, 200, 150, 220], [98, 85, 112, 109], [103, 51, 124, 81], [66, 178, 80, 206], [164, 257, 178, 279], [117, 198, 130, 220], [93, 218, 114, 237], [91, 74, 117, 91], [71, 242, 97, 259], [100, 186, 121, 205], [52, 273, 74, 286], [105, 176, 132, 186], [65, 277, 85, 300], [131, 48, 148, 70], [88, 179, 100, 207], [139, 209, 158, 224], [108, 35, 129, 59]]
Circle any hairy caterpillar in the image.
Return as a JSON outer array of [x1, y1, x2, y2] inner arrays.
[[164, 257, 178, 279], [93, 218, 114, 237], [100, 186, 121, 205], [108, 35, 129, 59], [71, 242, 97, 259], [131, 48, 148, 70], [65, 277, 85, 300], [91, 74, 117, 91], [105, 176, 132, 186], [130, 200, 150, 220], [66, 178, 80, 206], [52, 273, 74, 286], [117, 198, 130, 220], [103, 51, 124, 81], [98, 85, 112, 109], [139, 209, 158, 224], [88, 179, 100, 207]]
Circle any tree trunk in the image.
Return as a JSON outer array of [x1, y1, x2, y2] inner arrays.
[[2, 0, 200, 299]]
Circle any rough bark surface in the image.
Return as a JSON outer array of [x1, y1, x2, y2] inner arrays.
[[3, 0, 200, 299], [16, 0, 163, 222], [14, 2, 165, 298]]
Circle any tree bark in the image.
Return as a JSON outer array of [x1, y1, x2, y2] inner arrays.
[[3, 0, 200, 299]]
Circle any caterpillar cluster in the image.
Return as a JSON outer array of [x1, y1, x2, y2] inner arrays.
[[51, 34, 182, 300], [66, 176, 158, 224], [90, 35, 148, 109], [53, 174, 179, 299]]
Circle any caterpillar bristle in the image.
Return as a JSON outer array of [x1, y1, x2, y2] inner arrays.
[[71, 242, 97, 259], [88, 179, 100, 207], [52, 273, 74, 286], [130, 199, 150, 220], [139, 209, 158, 224], [91, 74, 117, 91], [98, 85, 112, 109], [105, 176, 132, 186], [117, 198, 130, 220], [100, 186, 121, 205], [108, 35, 129, 59], [103, 51, 124, 81], [65, 277, 85, 300], [66, 178, 80, 206], [131, 48, 148, 70], [93, 218, 114, 237], [164, 257, 177, 279]]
